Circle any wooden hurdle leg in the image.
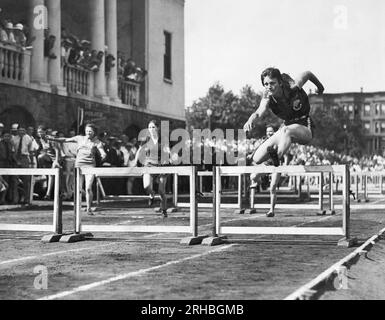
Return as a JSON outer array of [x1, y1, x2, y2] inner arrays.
[[181, 167, 207, 245], [355, 174, 360, 202], [235, 174, 246, 214], [338, 165, 357, 247], [364, 174, 369, 203], [42, 168, 64, 243], [317, 173, 326, 216], [328, 172, 335, 215], [202, 166, 226, 246], [61, 168, 92, 243]]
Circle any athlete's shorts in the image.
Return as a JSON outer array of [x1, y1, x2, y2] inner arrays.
[[284, 116, 315, 137]]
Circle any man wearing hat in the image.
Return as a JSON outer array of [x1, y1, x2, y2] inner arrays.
[[0, 21, 9, 42], [14, 23, 26, 48], [10, 123, 19, 138], [5, 21, 16, 44]]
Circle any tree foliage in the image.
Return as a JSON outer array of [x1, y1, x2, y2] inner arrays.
[[187, 83, 366, 156], [310, 107, 366, 157], [186, 83, 281, 139]]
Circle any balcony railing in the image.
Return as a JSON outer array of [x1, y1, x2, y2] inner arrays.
[[0, 48, 141, 108], [118, 77, 140, 107], [0, 43, 30, 84], [63, 64, 93, 96]]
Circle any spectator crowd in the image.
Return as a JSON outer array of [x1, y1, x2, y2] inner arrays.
[[60, 27, 147, 82], [0, 121, 384, 206]]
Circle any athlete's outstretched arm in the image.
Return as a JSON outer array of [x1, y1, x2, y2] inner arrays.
[[295, 71, 324, 94], [243, 98, 269, 133]]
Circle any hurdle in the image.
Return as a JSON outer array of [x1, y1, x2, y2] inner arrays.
[[246, 171, 335, 215], [202, 165, 356, 247], [350, 171, 385, 203], [60, 166, 206, 245], [0, 168, 63, 242], [95, 176, 166, 211]]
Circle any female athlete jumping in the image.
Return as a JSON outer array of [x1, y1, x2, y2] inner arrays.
[[244, 68, 324, 166]]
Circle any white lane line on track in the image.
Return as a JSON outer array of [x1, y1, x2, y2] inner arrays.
[[38, 244, 235, 300], [284, 227, 385, 300], [0, 243, 117, 266]]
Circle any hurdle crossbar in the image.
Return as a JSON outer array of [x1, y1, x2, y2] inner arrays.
[[0, 168, 62, 234], [75, 166, 198, 236], [214, 165, 350, 238]]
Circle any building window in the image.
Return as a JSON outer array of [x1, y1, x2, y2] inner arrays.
[[381, 122, 385, 133], [375, 122, 380, 134], [375, 104, 381, 116], [364, 104, 371, 116], [163, 31, 172, 81], [381, 104, 385, 115], [364, 123, 371, 133]]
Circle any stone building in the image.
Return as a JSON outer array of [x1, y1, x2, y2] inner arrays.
[[309, 91, 385, 155], [0, 0, 186, 136]]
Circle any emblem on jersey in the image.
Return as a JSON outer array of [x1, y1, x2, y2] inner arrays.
[[292, 99, 302, 111]]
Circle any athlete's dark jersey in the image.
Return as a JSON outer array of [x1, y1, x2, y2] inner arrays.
[[263, 73, 313, 134]]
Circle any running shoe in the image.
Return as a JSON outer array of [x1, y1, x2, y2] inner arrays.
[[266, 211, 275, 218], [267, 146, 280, 167], [162, 209, 168, 218]]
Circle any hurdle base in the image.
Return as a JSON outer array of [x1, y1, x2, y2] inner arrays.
[[316, 210, 327, 216], [41, 234, 64, 243], [201, 236, 227, 246], [244, 208, 258, 215], [337, 237, 358, 248], [235, 209, 245, 215], [180, 235, 209, 246], [60, 232, 94, 243], [167, 207, 178, 214]]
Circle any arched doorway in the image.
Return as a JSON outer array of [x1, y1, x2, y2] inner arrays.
[[0, 106, 36, 129]]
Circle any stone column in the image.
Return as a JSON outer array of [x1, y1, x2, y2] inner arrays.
[[105, 0, 120, 101], [90, 0, 107, 98], [47, 0, 63, 87], [29, 0, 47, 83]]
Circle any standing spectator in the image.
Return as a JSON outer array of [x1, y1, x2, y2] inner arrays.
[[5, 22, 16, 44], [36, 126, 61, 200], [0, 21, 9, 42], [0, 131, 15, 204], [11, 127, 33, 204], [13, 23, 27, 48]]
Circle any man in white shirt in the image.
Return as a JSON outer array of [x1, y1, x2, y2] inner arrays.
[[11, 127, 33, 204]]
